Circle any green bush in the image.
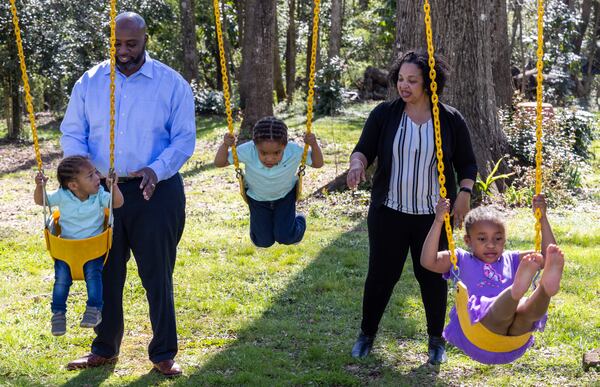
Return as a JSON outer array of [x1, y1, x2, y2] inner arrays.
[[192, 83, 227, 115], [315, 57, 346, 116], [499, 105, 594, 206]]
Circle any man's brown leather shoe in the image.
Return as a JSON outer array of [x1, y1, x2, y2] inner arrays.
[[153, 359, 182, 376], [66, 353, 118, 371]]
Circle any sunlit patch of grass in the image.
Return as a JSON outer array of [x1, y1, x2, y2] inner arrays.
[[0, 102, 599, 385]]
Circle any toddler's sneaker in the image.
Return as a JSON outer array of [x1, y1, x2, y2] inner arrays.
[[80, 306, 102, 328], [51, 312, 66, 336]]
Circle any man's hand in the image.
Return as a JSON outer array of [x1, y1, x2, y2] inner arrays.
[[131, 167, 158, 200]]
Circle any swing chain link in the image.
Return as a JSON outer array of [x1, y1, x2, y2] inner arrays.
[[109, 0, 117, 172], [212, 0, 239, 169], [534, 0, 545, 253], [423, 0, 458, 273]]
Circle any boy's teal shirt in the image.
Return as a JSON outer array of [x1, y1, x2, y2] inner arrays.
[[228, 141, 312, 201], [47, 186, 111, 239]]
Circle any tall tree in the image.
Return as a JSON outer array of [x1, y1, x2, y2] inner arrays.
[[395, 0, 509, 178], [285, 0, 297, 104], [274, 10, 286, 103], [328, 0, 343, 59], [490, 0, 513, 107], [180, 0, 199, 83], [239, 0, 276, 136]]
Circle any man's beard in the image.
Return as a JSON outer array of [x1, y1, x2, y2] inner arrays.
[[116, 45, 146, 73]]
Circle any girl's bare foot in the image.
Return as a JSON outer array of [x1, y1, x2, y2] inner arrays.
[[511, 253, 542, 300], [540, 244, 564, 297]]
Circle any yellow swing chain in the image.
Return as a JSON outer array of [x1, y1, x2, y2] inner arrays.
[[9, 0, 42, 172], [297, 0, 321, 200], [107, 0, 117, 224], [423, 0, 458, 273], [10, 0, 116, 222], [212, 0, 247, 202], [109, 0, 117, 175], [533, 0, 545, 253]]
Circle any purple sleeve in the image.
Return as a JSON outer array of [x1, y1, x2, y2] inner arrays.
[[511, 251, 521, 272], [443, 248, 465, 280]]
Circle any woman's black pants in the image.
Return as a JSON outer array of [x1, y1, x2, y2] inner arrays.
[[360, 205, 448, 337]]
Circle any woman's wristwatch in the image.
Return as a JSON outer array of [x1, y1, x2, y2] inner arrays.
[[459, 186, 473, 195]]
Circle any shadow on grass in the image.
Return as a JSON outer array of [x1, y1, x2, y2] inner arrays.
[[181, 160, 216, 179], [60, 363, 116, 387], [154, 221, 444, 385], [0, 147, 62, 178]]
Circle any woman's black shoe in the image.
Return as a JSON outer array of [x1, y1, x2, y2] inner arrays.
[[427, 336, 448, 365], [351, 331, 375, 358]]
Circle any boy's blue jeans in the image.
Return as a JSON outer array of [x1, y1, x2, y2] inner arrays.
[[248, 187, 306, 248], [51, 257, 103, 313]]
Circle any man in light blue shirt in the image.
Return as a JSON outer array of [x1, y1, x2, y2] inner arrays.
[[64, 12, 194, 376]]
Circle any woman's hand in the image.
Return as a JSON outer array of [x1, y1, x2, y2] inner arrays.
[[347, 158, 366, 190], [452, 191, 471, 229]]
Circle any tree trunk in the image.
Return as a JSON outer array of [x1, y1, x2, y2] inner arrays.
[[490, 0, 513, 108], [328, 0, 343, 59], [6, 29, 21, 140], [395, 0, 509, 181], [180, 0, 199, 83], [285, 0, 297, 104], [394, 0, 426, 61], [575, 0, 592, 55], [273, 11, 286, 103], [583, 1, 600, 99], [239, 0, 275, 137]]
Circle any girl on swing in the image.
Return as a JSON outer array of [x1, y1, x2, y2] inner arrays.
[[214, 116, 324, 247], [420, 194, 565, 364], [34, 156, 124, 336]]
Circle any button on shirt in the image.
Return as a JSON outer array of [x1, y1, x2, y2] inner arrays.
[[60, 53, 196, 181], [228, 141, 312, 202], [47, 187, 111, 239]]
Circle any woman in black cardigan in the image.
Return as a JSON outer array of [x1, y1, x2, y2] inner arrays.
[[347, 50, 477, 364]]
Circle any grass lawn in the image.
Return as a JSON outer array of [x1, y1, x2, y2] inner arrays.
[[0, 102, 598, 385]]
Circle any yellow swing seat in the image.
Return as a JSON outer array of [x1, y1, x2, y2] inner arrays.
[[455, 281, 532, 353], [44, 209, 112, 281]]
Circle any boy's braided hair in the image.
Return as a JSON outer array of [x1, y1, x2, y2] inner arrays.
[[57, 155, 91, 189], [464, 205, 506, 235], [252, 116, 288, 145]]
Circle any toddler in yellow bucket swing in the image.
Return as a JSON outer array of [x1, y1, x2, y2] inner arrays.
[[34, 156, 124, 336], [420, 194, 564, 364]]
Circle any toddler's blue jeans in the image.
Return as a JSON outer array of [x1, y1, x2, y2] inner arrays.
[[247, 187, 306, 247], [51, 257, 103, 313]]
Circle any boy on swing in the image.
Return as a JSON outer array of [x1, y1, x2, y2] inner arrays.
[[34, 156, 124, 336]]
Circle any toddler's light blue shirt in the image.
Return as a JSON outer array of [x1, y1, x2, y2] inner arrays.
[[228, 141, 312, 201], [46, 186, 111, 239]]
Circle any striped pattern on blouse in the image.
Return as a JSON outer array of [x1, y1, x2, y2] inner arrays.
[[384, 112, 439, 214]]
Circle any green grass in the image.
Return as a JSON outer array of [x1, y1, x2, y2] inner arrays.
[[0, 102, 599, 385]]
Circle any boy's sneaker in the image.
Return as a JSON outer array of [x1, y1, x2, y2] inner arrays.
[[80, 307, 102, 328], [51, 312, 66, 336]]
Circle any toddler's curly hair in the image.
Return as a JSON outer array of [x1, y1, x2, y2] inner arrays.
[[56, 155, 92, 190], [252, 116, 288, 145], [464, 205, 506, 235]]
